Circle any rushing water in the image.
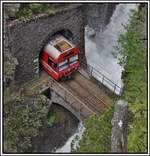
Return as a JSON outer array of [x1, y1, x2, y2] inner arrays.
[[31, 104, 79, 153], [55, 122, 85, 153], [85, 4, 139, 94]]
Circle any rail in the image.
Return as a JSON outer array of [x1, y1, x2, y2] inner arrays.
[[82, 63, 123, 96], [48, 76, 94, 119]]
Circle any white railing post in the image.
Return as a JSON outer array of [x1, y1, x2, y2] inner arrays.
[[102, 75, 105, 84], [91, 67, 93, 76], [86, 63, 123, 96], [114, 84, 116, 94]]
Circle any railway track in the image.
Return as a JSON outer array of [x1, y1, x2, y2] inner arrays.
[[62, 81, 101, 114], [75, 72, 107, 102], [74, 73, 108, 107], [61, 73, 108, 115]]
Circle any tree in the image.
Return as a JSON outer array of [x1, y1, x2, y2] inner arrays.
[[73, 105, 114, 153], [4, 90, 49, 153]]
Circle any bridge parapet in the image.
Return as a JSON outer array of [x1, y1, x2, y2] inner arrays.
[[49, 77, 94, 121]]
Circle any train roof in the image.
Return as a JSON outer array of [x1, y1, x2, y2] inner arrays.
[[44, 35, 75, 59]]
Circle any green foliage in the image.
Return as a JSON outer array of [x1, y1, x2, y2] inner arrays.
[[4, 92, 48, 153], [16, 3, 63, 19], [4, 53, 18, 85], [4, 87, 14, 103], [115, 6, 147, 152], [47, 108, 61, 127], [73, 105, 114, 153]]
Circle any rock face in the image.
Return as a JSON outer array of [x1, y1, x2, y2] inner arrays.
[[111, 100, 128, 153], [82, 3, 117, 32], [3, 3, 116, 85]]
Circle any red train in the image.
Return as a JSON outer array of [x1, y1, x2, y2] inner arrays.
[[40, 35, 80, 80]]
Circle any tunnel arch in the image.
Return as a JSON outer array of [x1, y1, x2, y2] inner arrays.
[[51, 102, 80, 122], [51, 29, 74, 42], [41, 29, 74, 51], [41, 87, 81, 121]]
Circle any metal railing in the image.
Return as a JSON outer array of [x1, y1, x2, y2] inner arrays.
[[82, 63, 123, 96]]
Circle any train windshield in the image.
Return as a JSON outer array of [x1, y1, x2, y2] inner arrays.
[[58, 60, 68, 71], [69, 55, 78, 65]]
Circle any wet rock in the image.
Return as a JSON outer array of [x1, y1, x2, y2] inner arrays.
[[31, 104, 79, 153], [83, 4, 117, 32], [111, 100, 128, 153], [85, 26, 96, 38]]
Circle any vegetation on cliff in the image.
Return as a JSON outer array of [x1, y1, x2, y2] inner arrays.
[[17, 4, 57, 18], [4, 3, 71, 20], [4, 52, 18, 87], [115, 5, 147, 152], [73, 104, 114, 153], [3, 89, 49, 153], [3, 85, 65, 153]]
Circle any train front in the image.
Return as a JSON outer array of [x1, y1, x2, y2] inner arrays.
[[40, 35, 80, 81], [56, 36, 80, 80]]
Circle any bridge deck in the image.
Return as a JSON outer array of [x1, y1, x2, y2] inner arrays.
[[23, 69, 111, 117], [60, 72, 108, 114]]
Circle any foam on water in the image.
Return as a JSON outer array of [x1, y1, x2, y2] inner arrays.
[[55, 122, 85, 153]]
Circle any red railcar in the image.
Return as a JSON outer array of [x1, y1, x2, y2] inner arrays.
[[40, 35, 80, 80]]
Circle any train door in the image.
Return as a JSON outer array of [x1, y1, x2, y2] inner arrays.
[[47, 57, 59, 79]]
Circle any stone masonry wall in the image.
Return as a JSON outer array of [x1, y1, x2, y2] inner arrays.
[[82, 3, 117, 32], [50, 89, 92, 122]]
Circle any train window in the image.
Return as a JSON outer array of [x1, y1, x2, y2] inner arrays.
[[58, 60, 68, 71], [48, 57, 57, 69], [59, 64, 68, 71], [48, 57, 52, 65], [59, 60, 67, 67], [69, 55, 78, 64]]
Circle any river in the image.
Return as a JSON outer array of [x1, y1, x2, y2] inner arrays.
[[31, 104, 79, 153]]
